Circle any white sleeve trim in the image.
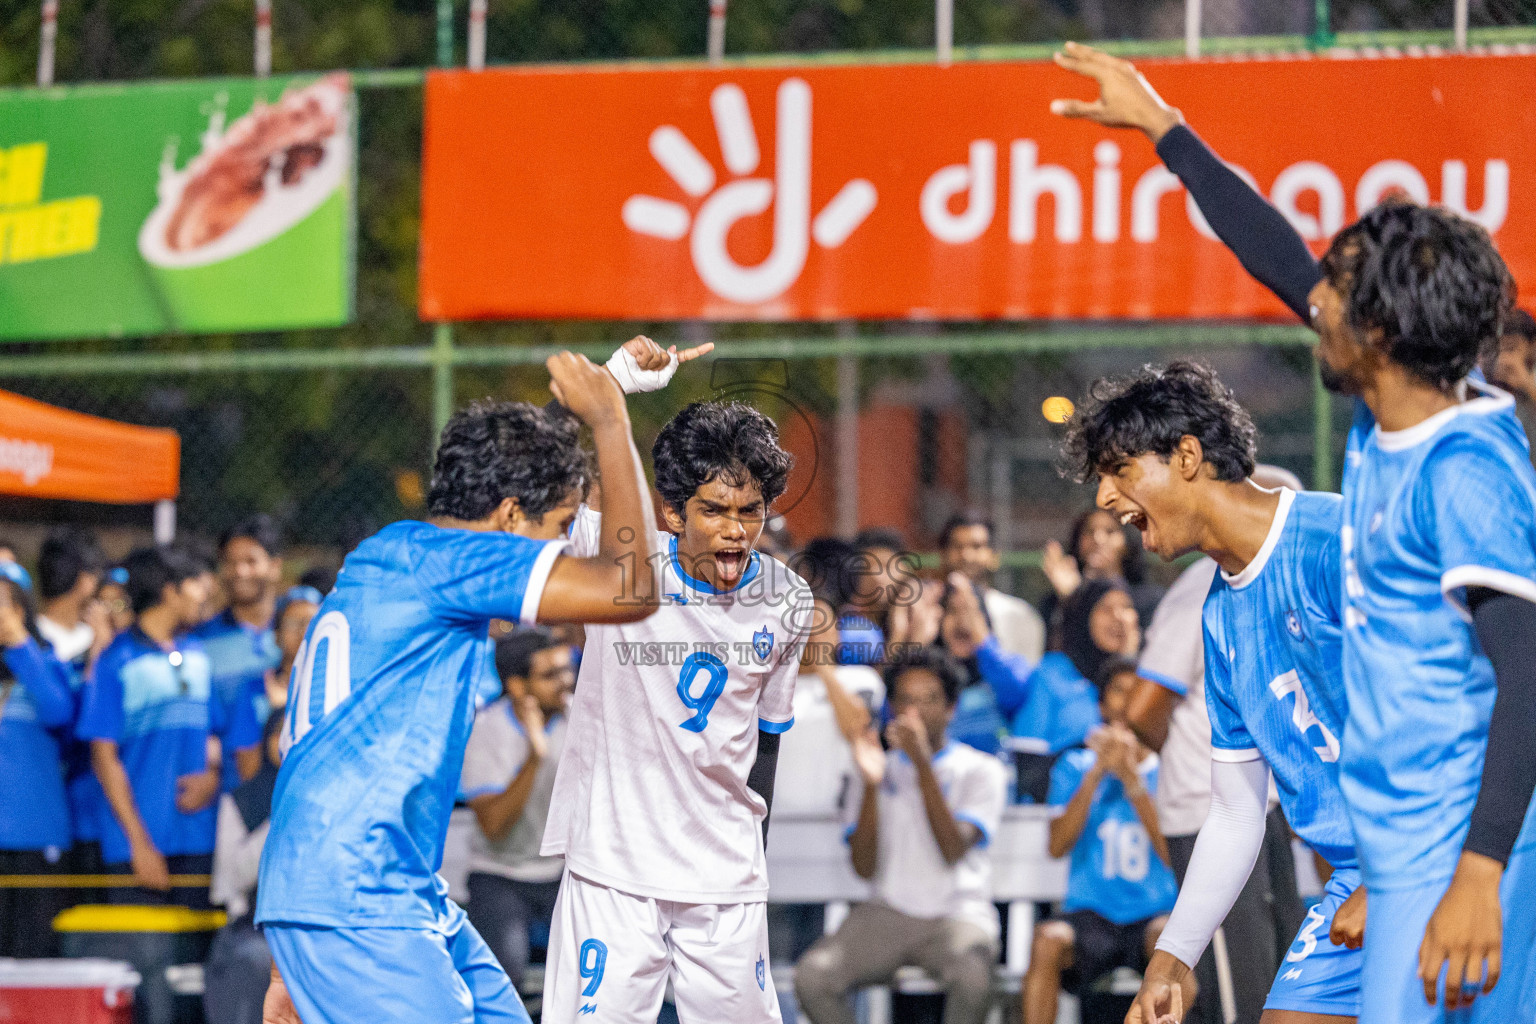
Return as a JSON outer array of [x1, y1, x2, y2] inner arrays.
[[1154, 757, 1271, 969], [1210, 746, 1262, 763], [1441, 565, 1536, 616], [520, 539, 570, 625]]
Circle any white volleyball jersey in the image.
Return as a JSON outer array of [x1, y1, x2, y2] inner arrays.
[[541, 508, 813, 904]]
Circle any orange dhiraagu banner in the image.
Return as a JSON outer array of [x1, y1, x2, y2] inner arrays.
[[419, 54, 1535, 322], [0, 391, 178, 503]]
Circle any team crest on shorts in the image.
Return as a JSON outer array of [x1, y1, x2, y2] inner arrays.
[[756, 956, 766, 990], [753, 626, 774, 661], [1285, 610, 1304, 639]]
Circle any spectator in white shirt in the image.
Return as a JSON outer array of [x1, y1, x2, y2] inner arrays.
[[795, 647, 1008, 1024], [460, 627, 574, 988], [938, 512, 1045, 662]]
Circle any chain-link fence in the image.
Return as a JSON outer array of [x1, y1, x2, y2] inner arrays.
[[0, 0, 1511, 591]]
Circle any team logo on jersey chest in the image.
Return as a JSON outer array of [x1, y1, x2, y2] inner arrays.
[[1285, 610, 1304, 640], [752, 626, 774, 660]]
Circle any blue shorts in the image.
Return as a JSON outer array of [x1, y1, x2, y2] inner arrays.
[[1358, 846, 1536, 1024], [265, 900, 531, 1024], [1265, 867, 1364, 1016]]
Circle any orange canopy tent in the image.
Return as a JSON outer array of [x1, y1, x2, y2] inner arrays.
[[0, 389, 180, 536]]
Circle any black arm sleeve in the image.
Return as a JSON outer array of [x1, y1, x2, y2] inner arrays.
[[1464, 587, 1536, 864], [748, 730, 781, 846], [1155, 125, 1323, 323]]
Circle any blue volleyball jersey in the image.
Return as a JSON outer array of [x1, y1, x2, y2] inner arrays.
[[75, 629, 223, 863], [1202, 488, 1356, 870], [1339, 382, 1536, 889], [256, 521, 565, 930], [0, 639, 76, 851], [1048, 747, 1178, 925], [190, 610, 278, 789], [44, 634, 106, 843]]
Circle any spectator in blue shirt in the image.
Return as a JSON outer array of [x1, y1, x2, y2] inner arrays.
[[78, 546, 252, 908], [191, 516, 284, 790], [1022, 659, 1177, 1024], [944, 574, 1139, 798], [35, 527, 114, 875], [0, 561, 77, 957]]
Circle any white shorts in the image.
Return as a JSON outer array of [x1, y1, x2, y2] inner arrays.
[[541, 869, 781, 1024]]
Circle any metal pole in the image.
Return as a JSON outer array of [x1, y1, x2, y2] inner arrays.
[[154, 500, 177, 544], [1184, 0, 1202, 58], [835, 327, 860, 538], [1312, 361, 1334, 491], [37, 0, 57, 87], [1308, 0, 1334, 50], [468, 0, 487, 70], [935, 0, 953, 66], [707, 0, 726, 65], [432, 323, 455, 446], [436, 0, 454, 68], [1453, 0, 1469, 50], [255, 0, 272, 78], [432, 0, 457, 451]]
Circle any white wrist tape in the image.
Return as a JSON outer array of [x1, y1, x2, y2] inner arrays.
[[605, 347, 679, 394]]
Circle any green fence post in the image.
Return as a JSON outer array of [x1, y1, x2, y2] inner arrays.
[[1308, 0, 1334, 50], [437, 0, 455, 67], [1312, 360, 1334, 492], [432, 322, 455, 447]]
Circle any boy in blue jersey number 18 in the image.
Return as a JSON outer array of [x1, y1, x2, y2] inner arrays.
[[1048, 45, 1536, 1022], [1060, 362, 1366, 1024], [1027, 665, 1177, 1024], [257, 341, 709, 1024]]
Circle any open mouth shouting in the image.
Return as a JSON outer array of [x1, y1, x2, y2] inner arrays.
[[1115, 506, 1158, 556], [713, 547, 750, 584]]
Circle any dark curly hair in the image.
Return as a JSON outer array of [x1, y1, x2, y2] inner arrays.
[[1321, 199, 1515, 390], [427, 400, 589, 521], [883, 645, 968, 707], [652, 401, 793, 515], [1060, 361, 1257, 485]]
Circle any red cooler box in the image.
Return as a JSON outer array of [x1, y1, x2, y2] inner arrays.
[[0, 958, 141, 1024]]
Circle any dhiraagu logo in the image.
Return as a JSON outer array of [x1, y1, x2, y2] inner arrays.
[[622, 78, 877, 305], [0, 142, 101, 264]]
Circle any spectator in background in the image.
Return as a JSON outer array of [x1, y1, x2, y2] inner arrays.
[[1488, 307, 1536, 404], [945, 575, 1137, 799], [205, 711, 285, 1024], [1041, 509, 1165, 645], [257, 586, 321, 723], [0, 561, 76, 958], [0, 538, 18, 564], [297, 564, 338, 597], [460, 628, 575, 988], [795, 647, 1007, 1024], [192, 517, 283, 789], [1023, 660, 1176, 1024], [36, 526, 109, 672], [36, 528, 114, 876], [845, 527, 915, 642], [939, 511, 1045, 662], [1125, 466, 1308, 1024], [97, 567, 136, 636], [78, 546, 256, 908]]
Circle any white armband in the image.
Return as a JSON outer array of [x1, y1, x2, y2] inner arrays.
[[606, 347, 679, 394]]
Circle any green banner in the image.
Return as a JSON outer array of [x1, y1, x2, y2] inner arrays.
[[0, 73, 355, 341]]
